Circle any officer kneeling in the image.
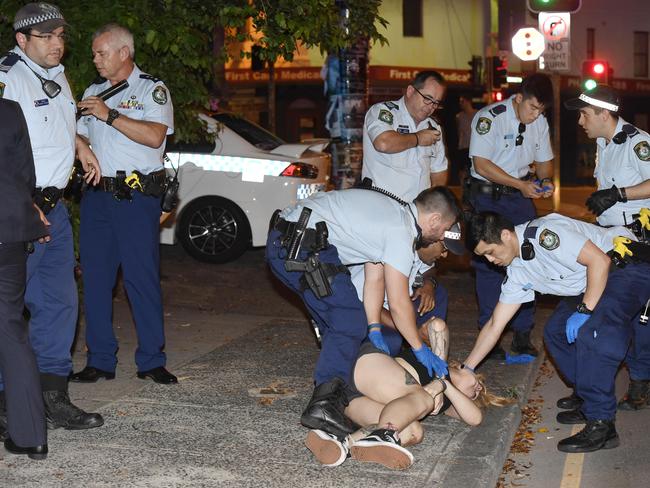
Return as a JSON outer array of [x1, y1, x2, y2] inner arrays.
[[266, 186, 461, 438], [461, 211, 650, 453]]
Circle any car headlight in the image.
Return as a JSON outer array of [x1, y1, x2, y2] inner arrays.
[[279, 162, 318, 179]]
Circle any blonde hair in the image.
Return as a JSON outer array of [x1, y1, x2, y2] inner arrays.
[[448, 360, 513, 409]]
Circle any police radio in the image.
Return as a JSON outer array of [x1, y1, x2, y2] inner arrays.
[[161, 154, 180, 213], [521, 220, 536, 261]]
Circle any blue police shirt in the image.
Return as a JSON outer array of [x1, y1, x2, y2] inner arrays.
[[500, 213, 634, 304], [281, 189, 417, 277], [469, 95, 553, 182], [0, 47, 76, 189], [77, 64, 174, 177], [594, 117, 650, 226]]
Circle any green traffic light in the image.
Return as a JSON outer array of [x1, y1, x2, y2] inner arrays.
[[583, 79, 597, 90]]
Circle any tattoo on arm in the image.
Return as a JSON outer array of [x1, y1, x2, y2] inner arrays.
[[405, 370, 419, 385]]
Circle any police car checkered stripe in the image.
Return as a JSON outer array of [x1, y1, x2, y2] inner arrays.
[[166, 153, 290, 179], [297, 184, 325, 200]]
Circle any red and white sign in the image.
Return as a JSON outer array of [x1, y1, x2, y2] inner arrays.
[[539, 12, 571, 72]]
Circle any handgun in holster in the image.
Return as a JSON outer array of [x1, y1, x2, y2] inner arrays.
[[608, 235, 650, 268], [114, 170, 133, 201], [628, 208, 650, 243], [285, 254, 333, 298]]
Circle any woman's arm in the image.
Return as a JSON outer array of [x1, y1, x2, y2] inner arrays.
[[441, 379, 483, 426]]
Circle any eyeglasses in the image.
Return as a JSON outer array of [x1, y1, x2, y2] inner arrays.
[[412, 85, 443, 109], [515, 123, 526, 146], [28, 32, 67, 42]]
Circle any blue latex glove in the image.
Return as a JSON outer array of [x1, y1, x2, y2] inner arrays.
[[412, 344, 448, 377], [505, 352, 536, 364], [368, 325, 390, 354], [566, 312, 591, 344]]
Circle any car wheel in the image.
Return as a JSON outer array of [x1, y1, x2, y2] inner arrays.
[[177, 197, 251, 264]]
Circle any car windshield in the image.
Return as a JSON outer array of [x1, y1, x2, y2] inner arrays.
[[213, 113, 285, 151]]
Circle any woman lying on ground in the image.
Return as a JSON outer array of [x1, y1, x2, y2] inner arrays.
[[304, 317, 510, 470]]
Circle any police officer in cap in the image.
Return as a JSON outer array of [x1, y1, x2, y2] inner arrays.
[[0, 2, 103, 431], [362, 71, 449, 201], [468, 73, 555, 358], [463, 211, 650, 453], [70, 24, 177, 385], [267, 186, 461, 438], [565, 85, 650, 411]]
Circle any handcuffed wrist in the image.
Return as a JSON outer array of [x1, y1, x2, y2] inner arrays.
[[368, 323, 382, 331], [436, 377, 447, 392]]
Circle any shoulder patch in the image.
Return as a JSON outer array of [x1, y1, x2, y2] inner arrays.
[[476, 117, 492, 135], [140, 73, 162, 83], [92, 76, 107, 85], [378, 109, 393, 124], [383, 101, 399, 110], [634, 141, 650, 161], [152, 85, 168, 105], [0, 52, 20, 73], [539, 229, 560, 250], [489, 104, 506, 117]]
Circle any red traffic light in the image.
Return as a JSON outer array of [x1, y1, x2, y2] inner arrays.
[[592, 62, 605, 75], [581, 59, 610, 85]]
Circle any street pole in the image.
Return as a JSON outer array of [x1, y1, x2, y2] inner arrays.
[[552, 73, 561, 211]]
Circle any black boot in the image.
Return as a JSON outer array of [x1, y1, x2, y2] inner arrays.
[[617, 379, 650, 411], [300, 378, 357, 439], [510, 330, 538, 356], [556, 408, 586, 424], [557, 391, 583, 410], [0, 392, 6, 441], [43, 390, 104, 430], [557, 419, 619, 453]]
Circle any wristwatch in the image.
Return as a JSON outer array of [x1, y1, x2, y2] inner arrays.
[[106, 108, 120, 126], [576, 302, 593, 314]]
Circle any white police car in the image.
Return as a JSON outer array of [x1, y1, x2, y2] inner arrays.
[[160, 113, 330, 263]]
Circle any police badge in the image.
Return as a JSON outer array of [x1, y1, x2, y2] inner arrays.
[[152, 86, 168, 105], [634, 141, 650, 162], [539, 229, 559, 250], [378, 109, 393, 125], [476, 117, 491, 135]]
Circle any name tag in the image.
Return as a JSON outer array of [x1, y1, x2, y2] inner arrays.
[[34, 99, 49, 107], [504, 134, 514, 140], [397, 125, 410, 134]]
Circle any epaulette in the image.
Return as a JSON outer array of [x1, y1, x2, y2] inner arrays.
[[613, 124, 640, 145], [139, 73, 161, 83], [92, 76, 107, 85], [0, 52, 20, 73], [488, 104, 506, 118], [383, 101, 399, 110]]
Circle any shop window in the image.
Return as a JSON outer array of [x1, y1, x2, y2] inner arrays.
[[403, 0, 423, 38], [634, 31, 649, 78]]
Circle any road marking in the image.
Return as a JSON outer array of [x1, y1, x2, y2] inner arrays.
[[560, 425, 585, 488]]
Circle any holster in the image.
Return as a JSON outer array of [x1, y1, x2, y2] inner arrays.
[[34, 187, 63, 214], [285, 254, 349, 298]]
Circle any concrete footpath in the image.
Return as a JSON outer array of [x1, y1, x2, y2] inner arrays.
[[0, 189, 594, 487]]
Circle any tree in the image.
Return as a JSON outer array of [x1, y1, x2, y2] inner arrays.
[[0, 0, 250, 142], [243, 0, 387, 132]]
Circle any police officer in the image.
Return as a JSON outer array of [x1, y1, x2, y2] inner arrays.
[[349, 226, 465, 356], [0, 2, 103, 430], [463, 211, 650, 453], [362, 71, 448, 201], [565, 85, 650, 411], [267, 186, 461, 438], [0, 99, 48, 459], [468, 73, 554, 357], [70, 24, 177, 385]]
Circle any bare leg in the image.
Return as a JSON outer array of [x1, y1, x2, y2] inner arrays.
[[426, 317, 449, 361]]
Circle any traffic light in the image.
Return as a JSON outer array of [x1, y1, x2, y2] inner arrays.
[[468, 55, 482, 87], [492, 90, 504, 102], [581, 60, 609, 90], [490, 57, 508, 89], [527, 0, 582, 13]]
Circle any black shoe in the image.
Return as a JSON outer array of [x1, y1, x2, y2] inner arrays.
[[486, 343, 507, 360], [43, 391, 104, 430], [557, 391, 583, 410], [556, 408, 586, 425], [617, 379, 650, 411], [4, 437, 48, 460], [137, 366, 178, 384], [300, 378, 358, 439], [510, 330, 539, 356], [557, 419, 619, 453], [69, 366, 115, 383]]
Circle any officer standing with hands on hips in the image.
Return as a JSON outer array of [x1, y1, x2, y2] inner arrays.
[[267, 186, 461, 439], [468, 73, 554, 358], [70, 23, 177, 385], [362, 71, 449, 200], [0, 2, 103, 431], [464, 211, 650, 453], [565, 85, 650, 411]]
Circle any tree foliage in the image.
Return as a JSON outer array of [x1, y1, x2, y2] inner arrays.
[[0, 1, 387, 141]]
